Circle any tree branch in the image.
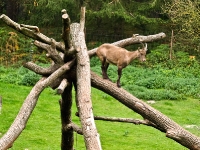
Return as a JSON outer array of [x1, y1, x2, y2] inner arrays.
[[57, 78, 68, 94], [61, 9, 71, 50], [94, 116, 150, 125], [0, 60, 75, 150], [65, 122, 83, 135], [88, 32, 166, 57], [20, 24, 40, 33], [23, 61, 60, 76], [93, 116, 164, 132], [90, 71, 200, 150], [34, 40, 64, 64], [59, 82, 74, 150], [0, 14, 65, 53]]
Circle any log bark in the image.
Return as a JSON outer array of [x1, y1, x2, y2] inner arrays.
[[71, 7, 102, 150], [23, 62, 60, 76], [66, 122, 83, 135], [57, 79, 68, 94], [61, 9, 71, 50], [94, 116, 156, 126], [0, 61, 75, 150], [90, 71, 200, 150], [88, 32, 166, 57], [58, 9, 75, 150], [0, 14, 65, 53], [59, 82, 74, 150], [34, 39, 64, 64]]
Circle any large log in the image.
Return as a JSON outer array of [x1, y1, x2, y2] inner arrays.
[[91, 71, 200, 150], [0, 61, 75, 150], [71, 7, 102, 150], [0, 14, 65, 53], [88, 32, 166, 57]]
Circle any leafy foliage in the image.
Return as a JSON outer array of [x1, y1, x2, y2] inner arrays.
[[0, 66, 40, 86], [86, 0, 165, 35], [18, 0, 79, 26], [163, 0, 200, 53]]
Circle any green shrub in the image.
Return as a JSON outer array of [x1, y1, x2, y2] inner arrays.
[[90, 57, 101, 68], [19, 71, 40, 86], [165, 78, 200, 98], [134, 76, 169, 89], [124, 84, 185, 100], [3, 72, 22, 84], [146, 44, 170, 67], [0, 66, 40, 86]]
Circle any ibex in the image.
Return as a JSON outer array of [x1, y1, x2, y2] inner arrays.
[[96, 43, 148, 87]]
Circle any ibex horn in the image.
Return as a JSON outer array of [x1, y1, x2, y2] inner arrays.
[[145, 43, 148, 51]]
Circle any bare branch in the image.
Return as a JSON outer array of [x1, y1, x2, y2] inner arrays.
[[34, 40, 64, 64], [0, 60, 75, 150], [59, 82, 74, 150], [61, 9, 71, 50], [20, 24, 40, 33], [80, 7, 85, 32], [57, 78, 68, 94], [93, 116, 164, 132], [0, 14, 65, 53], [65, 122, 83, 135], [23, 62, 60, 76], [94, 116, 149, 125], [88, 32, 166, 57]]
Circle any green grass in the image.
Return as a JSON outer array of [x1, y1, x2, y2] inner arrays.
[[0, 83, 199, 150]]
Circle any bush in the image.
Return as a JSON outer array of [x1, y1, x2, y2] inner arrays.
[[165, 78, 200, 98], [19, 71, 40, 86], [0, 66, 40, 86], [146, 44, 170, 67], [134, 76, 170, 89], [124, 84, 185, 100]]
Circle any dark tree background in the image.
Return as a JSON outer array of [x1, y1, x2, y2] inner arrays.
[[0, 0, 199, 57]]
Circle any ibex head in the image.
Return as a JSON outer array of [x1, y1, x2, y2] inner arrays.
[[137, 43, 148, 62]]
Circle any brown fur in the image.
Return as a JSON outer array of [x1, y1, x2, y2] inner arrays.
[[96, 43, 147, 87]]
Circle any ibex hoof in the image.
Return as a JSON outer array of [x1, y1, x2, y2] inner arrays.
[[117, 84, 121, 88], [107, 78, 111, 81], [103, 77, 111, 81]]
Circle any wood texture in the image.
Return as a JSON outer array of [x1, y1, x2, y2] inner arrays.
[[71, 7, 102, 150], [91, 71, 200, 150]]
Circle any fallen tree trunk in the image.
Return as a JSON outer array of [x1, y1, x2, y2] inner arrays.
[[0, 61, 75, 150], [88, 32, 166, 57], [91, 71, 200, 150]]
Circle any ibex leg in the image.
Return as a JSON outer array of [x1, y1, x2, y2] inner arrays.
[[104, 62, 111, 81], [101, 59, 110, 80], [117, 68, 122, 88]]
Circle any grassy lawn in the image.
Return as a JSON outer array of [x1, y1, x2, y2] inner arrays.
[[0, 82, 199, 150]]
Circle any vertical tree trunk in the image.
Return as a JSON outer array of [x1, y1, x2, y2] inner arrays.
[[72, 7, 102, 150], [60, 82, 74, 150]]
